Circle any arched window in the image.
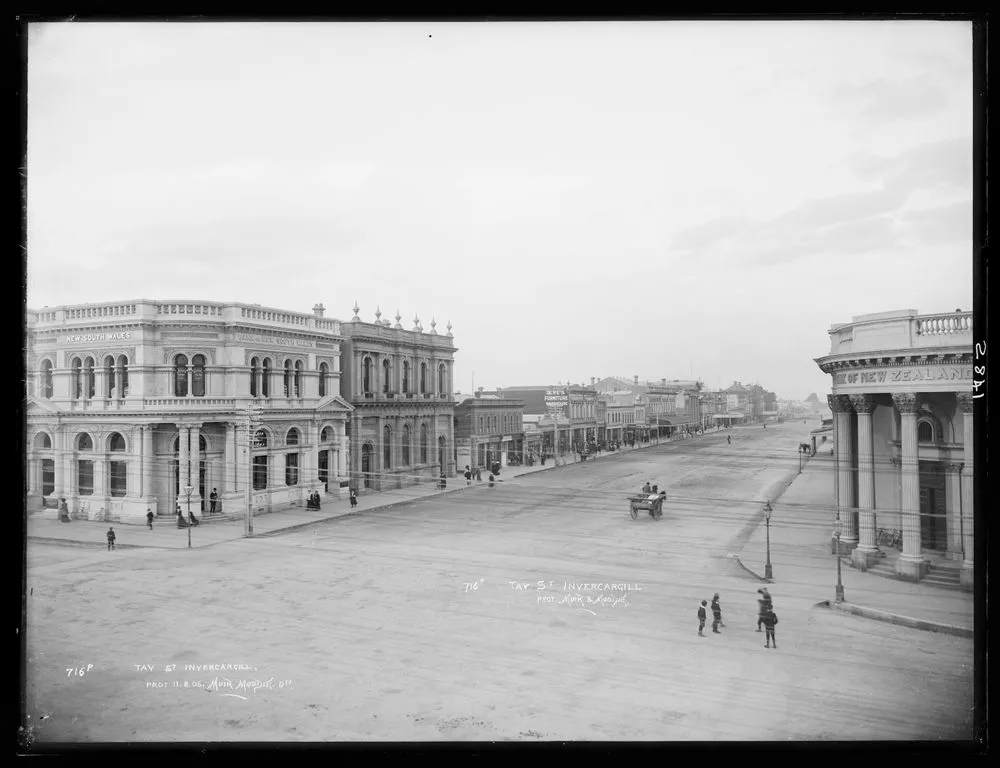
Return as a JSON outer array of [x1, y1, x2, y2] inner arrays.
[[284, 360, 293, 397], [190, 355, 205, 397], [34, 432, 52, 449], [420, 424, 428, 464], [383, 425, 392, 468], [438, 363, 446, 394], [108, 432, 127, 496], [918, 421, 934, 443], [479, 416, 484, 433], [294, 360, 303, 397], [321, 426, 332, 442], [402, 361, 410, 394], [77, 433, 93, 451], [382, 359, 391, 394], [72, 357, 82, 399], [363, 357, 373, 394], [117, 354, 129, 397], [420, 362, 427, 394], [402, 424, 411, 465], [40, 359, 53, 399], [319, 362, 328, 397], [254, 429, 268, 448], [105, 355, 116, 398], [84, 357, 95, 399], [250, 357, 260, 397], [174, 354, 188, 397], [286, 428, 300, 446], [262, 359, 271, 397]]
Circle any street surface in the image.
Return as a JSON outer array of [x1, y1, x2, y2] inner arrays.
[[23, 424, 974, 743]]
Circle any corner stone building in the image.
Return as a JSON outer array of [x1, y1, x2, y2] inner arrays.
[[339, 306, 457, 492], [26, 300, 352, 524], [815, 309, 975, 589]]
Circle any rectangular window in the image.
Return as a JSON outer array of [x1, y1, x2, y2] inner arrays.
[[109, 461, 127, 497], [285, 453, 299, 486], [253, 455, 268, 490], [42, 459, 55, 496], [78, 460, 94, 496]]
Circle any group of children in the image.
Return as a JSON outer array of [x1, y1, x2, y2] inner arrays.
[[697, 588, 779, 649]]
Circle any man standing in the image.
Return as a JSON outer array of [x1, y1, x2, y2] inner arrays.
[[106, 526, 116, 551], [762, 607, 778, 649], [349, 488, 358, 508], [146, 509, 154, 530], [757, 588, 772, 632], [209, 488, 219, 515], [697, 600, 707, 636], [465, 466, 472, 485], [711, 593, 723, 634]]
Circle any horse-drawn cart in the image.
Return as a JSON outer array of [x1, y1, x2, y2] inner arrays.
[[627, 493, 664, 520]]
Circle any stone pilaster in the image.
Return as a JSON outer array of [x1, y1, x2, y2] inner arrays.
[[893, 392, 927, 580], [957, 393, 974, 588], [178, 425, 190, 491], [142, 425, 154, 500], [189, 423, 202, 510], [850, 394, 880, 568]]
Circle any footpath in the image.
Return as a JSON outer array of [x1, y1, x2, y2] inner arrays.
[[734, 451, 974, 637], [24, 439, 656, 552]]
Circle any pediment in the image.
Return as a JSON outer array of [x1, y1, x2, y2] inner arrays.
[[26, 395, 62, 415], [313, 394, 354, 414]]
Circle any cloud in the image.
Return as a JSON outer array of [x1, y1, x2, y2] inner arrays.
[[669, 216, 754, 252], [830, 77, 951, 122], [844, 136, 973, 191], [901, 200, 972, 245]]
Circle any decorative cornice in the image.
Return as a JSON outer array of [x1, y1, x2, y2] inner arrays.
[[848, 394, 876, 414], [891, 392, 920, 414]]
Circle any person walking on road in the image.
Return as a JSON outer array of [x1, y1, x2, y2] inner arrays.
[[711, 593, 723, 633], [762, 607, 778, 648], [697, 600, 708, 636], [146, 509, 154, 530], [106, 526, 116, 551], [757, 588, 773, 632], [727, 435, 731, 445], [465, 467, 472, 485]]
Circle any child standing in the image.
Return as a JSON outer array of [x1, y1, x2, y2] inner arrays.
[[697, 600, 707, 636]]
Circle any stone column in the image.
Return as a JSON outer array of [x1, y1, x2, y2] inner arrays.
[[225, 423, 236, 492], [178, 425, 190, 491], [893, 392, 927, 580], [189, 424, 202, 510], [128, 427, 142, 497], [957, 393, 974, 587], [850, 394, 880, 568], [142, 425, 154, 500], [831, 394, 857, 550], [944, 462, 964, 560]]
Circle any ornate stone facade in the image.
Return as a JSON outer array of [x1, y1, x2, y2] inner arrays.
[[26, 300, 352, 524]]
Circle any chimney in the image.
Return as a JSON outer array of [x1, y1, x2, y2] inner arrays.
[[591, 377, 595, 386], [661, 378, 666, 385], [634, 375, 639, 385], [312, 303, 325, 317], [475, 389, 481, 398]]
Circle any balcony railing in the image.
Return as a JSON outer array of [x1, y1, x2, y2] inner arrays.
[[916, 312, 973, 336], [829, 310, 972, 355]]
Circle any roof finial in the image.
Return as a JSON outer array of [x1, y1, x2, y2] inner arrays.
[[446, 320, 453, 337], [429, 317, 438, 334], [352, 301, 360, 321], [374, 306, 381, 323], [394, 310, 402, 329], [413, 314, 420, 331]]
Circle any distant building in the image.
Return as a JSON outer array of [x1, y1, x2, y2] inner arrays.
[[496, 384, 599, 457], [454, 393, 525, 471]]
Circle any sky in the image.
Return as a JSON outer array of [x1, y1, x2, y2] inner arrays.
[[25, 21, 975, 401]]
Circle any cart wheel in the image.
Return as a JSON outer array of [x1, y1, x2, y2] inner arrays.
[[629, 506, 638, 520]]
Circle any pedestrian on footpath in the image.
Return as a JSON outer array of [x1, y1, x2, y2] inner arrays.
[[209, 488, 219, 515], [697, 600, 707, 636], [475, 466, 482, 482], [711, 593, 723, 633], [488, 474, 495, 488], [349, 488, 358, 508], [106, 527, 116, 551], [762, 608, 778, 649], [465, 467, 472, 485], [146, 509, 154, 530]]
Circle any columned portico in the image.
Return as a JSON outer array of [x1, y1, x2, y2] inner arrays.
[[893, 392, 928, 580], [850, 394, 880, 568]]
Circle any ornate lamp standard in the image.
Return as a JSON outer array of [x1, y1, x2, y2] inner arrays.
[[764, 501, 773, 580], [833, 517, 845, 602], [184, 484, 194, 549]]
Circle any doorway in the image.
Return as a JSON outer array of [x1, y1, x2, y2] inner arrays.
[[361, 443, 373, 489], [920, 487, 947, 551], [318, 450, 329, 493]]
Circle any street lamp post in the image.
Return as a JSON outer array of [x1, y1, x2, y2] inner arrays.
[[184, 484, 194, 549], [764, 502, 773, 580], [833, 517, 845, 602]]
